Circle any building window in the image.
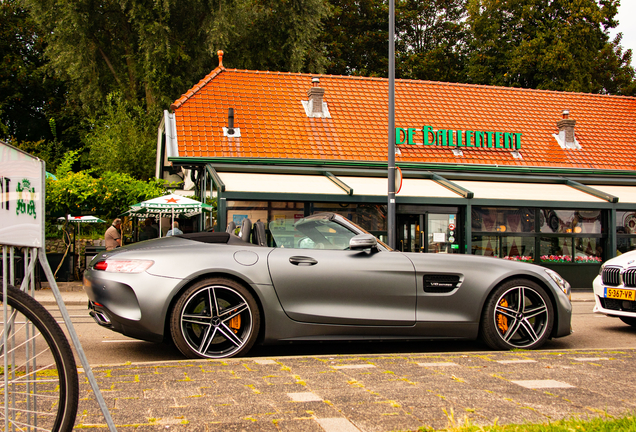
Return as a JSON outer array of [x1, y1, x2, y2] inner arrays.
[[225, 201, 386, 246], [471, 207, 605, 264], [617, 211, 636, 255]]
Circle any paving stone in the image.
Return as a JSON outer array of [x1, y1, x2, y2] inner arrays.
[[73, 348, 636, 431]]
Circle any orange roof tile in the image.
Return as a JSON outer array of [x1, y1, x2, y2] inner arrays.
[[170, 67, 636, 170]]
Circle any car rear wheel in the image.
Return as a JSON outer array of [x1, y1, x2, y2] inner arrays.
[[170, 278, 260, 359], [481, 279, 554, 350], [619, 316, 636, 327]]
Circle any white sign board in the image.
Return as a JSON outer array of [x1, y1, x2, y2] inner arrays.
[[433, 232, 446, 243], [0, 141, 44, 247]]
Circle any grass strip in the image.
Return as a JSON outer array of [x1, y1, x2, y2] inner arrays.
[[420, 413, 636, 431]]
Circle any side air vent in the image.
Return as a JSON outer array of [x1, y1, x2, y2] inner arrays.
[[424, 274, 461, 293]]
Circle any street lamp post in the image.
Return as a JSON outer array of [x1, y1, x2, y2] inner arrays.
[[388, 0, 396, 249]]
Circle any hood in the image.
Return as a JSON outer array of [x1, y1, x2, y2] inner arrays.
[[603, 250, 636, 268]]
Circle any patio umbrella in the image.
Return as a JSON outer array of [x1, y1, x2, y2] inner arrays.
[[58, 215, 106, 223], [58, 215, 106, 235], [126, 194, 213, 236]]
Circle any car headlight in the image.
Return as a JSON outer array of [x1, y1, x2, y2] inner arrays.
[[93, 259, 154, 273], [545, 268, 571, 300], [599, 262, 606, 276]]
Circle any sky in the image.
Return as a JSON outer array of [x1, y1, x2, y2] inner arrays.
[[610, 1, 636, 56]]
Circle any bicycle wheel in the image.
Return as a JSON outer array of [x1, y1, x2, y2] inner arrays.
[[0, 284, 79, 431]]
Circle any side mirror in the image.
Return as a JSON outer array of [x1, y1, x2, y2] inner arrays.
[[349, 234, 378, 250]]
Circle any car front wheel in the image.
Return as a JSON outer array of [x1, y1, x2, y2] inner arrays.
[[170, 278, 260, 359], [481, 279, 554, 350]]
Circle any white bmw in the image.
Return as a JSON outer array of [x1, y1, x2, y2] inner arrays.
[[593, 249, 636, 327]]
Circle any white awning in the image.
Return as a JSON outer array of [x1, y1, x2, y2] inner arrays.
[[218, 172, 348, 195], [215, 172, 618, 203], [338, 176, 460, 198], [453, 181, 607, 202], [591, 185, 636, 203]]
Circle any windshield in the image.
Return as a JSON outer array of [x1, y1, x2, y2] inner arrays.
[[270, 215, 357, 250]]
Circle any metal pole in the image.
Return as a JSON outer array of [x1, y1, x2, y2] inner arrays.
[[38, 249, 118, 431], [387, 0, 396, 249]]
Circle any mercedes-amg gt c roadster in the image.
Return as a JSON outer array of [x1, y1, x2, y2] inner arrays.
[[83, 212, 572, 359]]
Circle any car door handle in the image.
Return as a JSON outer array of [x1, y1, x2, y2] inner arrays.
[[289, 256, 318, 266]]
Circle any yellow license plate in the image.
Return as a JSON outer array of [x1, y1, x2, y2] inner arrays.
[[606, 288, 636, 301]]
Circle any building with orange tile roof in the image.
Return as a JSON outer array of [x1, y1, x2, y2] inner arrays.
[[156, 51, 636, 287]]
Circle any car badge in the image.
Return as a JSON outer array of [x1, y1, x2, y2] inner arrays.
[[629, 260, 635, 265]]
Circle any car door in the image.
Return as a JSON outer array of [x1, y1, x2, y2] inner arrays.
[[267, 248, 417, 326]]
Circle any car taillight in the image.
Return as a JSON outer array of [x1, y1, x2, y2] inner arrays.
[[93, 260, 154, 273]]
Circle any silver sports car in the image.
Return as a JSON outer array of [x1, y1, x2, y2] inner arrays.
[[83, 213, 572, 359]]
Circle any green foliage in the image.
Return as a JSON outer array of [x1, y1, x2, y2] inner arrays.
[[23, 0, 331, 114], [0, 0, 85, 168], [84, 93, 157, 180], [321, 0, 389, 76], [465, 0, 635, 95], [396, 0, 468, 82], [321, 0, 468, 80], [22, 0, 209, 112], [0, 0, 51, 142], [46, 151, 166, 220], [433, 412, 636, 431], [228, 0, 331, 73]]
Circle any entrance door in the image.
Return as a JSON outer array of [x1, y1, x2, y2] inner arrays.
[[398, 209, 461, 253], [426, 213, 460, 254], [397, 214, 422, 252]]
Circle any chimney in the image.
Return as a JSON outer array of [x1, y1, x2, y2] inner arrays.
[[554, 110, 580, 149], [223, 107, 241, 137], [307, 77, 325, 116]]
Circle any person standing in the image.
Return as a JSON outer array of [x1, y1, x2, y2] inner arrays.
[[105, 218, 122, 250], [139, 218, 158, 240]]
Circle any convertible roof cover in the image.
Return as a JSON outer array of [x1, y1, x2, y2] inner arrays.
[[177, 232, 255, 246], [169, 53, 636, 171]]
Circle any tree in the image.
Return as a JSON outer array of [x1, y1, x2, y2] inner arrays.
[[46, 151, 166, 220], [320, 0, 468, 80], [24, 0, 331, 115], [320, 0, 389, 76], [0, 0, 85, 168], [226, 0, 331, 73], [466, 0, 635, 95], [84, 93, 157, 181], [396, 0, 468, 82]]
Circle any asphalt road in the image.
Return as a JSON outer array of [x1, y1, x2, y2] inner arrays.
[[47, 298, 636, 366]]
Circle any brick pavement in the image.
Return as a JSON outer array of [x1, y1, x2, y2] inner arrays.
[[75, 348, 636, 431]]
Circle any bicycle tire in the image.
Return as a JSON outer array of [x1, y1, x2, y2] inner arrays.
[[1, 284, 79, 431]]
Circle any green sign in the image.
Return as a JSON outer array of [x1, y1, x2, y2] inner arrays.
[[396, 126, 522, 150]]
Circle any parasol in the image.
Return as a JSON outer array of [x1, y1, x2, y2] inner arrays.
[[126, 194, 213, 236], [58, 215, 106, 236]]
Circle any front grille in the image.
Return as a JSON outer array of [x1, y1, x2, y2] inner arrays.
[[601, 266, 636, 287], [424, 274, 461, 293], [602, 267, 621, 286], [600, 297, 636, 312], [623, 269, 636, 288]]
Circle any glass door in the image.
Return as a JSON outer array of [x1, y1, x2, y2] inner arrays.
[[426, 213, 460, 254], [397, 215, 422, 252]]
